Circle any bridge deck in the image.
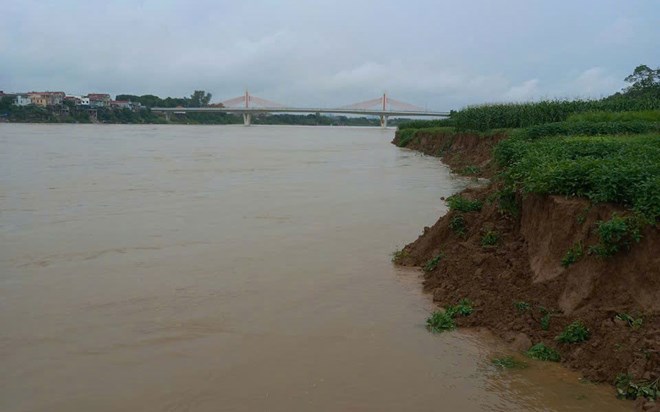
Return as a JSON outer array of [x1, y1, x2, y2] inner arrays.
[[151, 107, 449, 117]]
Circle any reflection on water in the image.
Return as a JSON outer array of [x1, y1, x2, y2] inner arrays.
[[0, 124, 631, 411]]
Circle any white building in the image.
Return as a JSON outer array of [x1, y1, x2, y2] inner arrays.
[[15, 94, 31, 106]]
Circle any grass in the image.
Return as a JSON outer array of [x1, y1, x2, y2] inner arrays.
[[615, 374, 658, 401], [526, 343, 561, 362], [589, 214, 645, 257], [460, 165, 481, 175], [481, 229, 500, 248], [561, 241, 584, 268], [446, 195, 483, 213], [615, 313, 644, 330], [556, 321, 590, 343], [540, 313, 551, 331], [518, 120, 659, 140], [491, 356, 528, 369], [567, 110, 660, 123], [449, 214, 467, 237], [423, 254, 443, 272]]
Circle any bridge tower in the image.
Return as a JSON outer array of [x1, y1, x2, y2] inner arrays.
[[380, 92, 388, 128]]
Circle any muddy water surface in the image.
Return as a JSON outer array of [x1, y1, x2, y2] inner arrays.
[[0, 124, 632, 411]]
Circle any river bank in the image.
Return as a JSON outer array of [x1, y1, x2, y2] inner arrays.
[[392, 129, 659, 409]]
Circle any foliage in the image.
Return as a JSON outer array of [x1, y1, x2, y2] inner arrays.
[[397, 118, 454, 130], [526, 343, 561, 362], [496, 187, 519, 216], [615, 313, 644, 330], [589, 214, 646, 257], [556, 321, 590, 343], [561, 241, 584, 268], [540, 313, 551, 331], [426, 311, 455, 333], [391, 248, 408, 263], [423, 254, 443, 272], [514, 301, 530, 313], [481, 229, 500, 248], [518, 120, 659, 140], [449, 214, 467, 237], [497, 135, 660, 220], [491, 356, 528, 369], [567, 110, 660, 123], [446, 298, 474, 318], [189, 90, 212, 107], [623, 64, 660, 97], [615, 374, 658, 401], [395, 128, 418, 147], [446, 195, 483, 212], [461, 165, 481, 175]]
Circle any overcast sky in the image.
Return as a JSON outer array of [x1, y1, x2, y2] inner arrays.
[[1, 0, 658, 110]]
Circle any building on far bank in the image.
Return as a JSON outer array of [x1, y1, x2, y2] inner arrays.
[[88, 94, 111, 108], [28, 91, 65, 107], [14, 94, 32, 106], [110, 100, 131, 109]]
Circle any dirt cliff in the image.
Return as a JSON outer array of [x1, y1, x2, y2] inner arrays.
[[392, 130, 659, 401]]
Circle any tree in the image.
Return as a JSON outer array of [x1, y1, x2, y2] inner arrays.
[[624, 64, 660, 95], [189, 90, 212, 107]]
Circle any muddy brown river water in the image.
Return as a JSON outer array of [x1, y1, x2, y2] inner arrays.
[[0, 124, 632, 411]]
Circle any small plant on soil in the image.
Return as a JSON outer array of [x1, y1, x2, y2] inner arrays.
[[491, 356, 528, 369], [446, 195, 483, 213], [426, 311, 455, 333], [461, 165, 481, 175], [589, 214, 644, 257], [615, 313, 644, 330], [446, 298, 474, 317], [561, 241, 584, 268], [540, 313, 552, 331], [423, 254, 443, 272], [526, 343, 561, 362], [556, 321, 590, 343], [481, 229, 500, 248], [391, 248, 408, 263], [514, 301, 530, 313], [449, 214, 467, 237], [615, 374, 658, 401]]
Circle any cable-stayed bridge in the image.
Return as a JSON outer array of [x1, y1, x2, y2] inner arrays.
[[152, 91, 448, 127]]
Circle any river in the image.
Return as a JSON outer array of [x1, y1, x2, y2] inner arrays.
[[0, 124, 631, 411]]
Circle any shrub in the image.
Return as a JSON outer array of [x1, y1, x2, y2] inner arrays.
[[561, 241, 584, 268], [567, 110, 660, 123], [496, 187, 519, 216], [589, 214, 645, 257], [615, 374, 658, 401], [391, 249, 408, 263], [491, 356, 528, 369], [449, 214, 467, 236], [397, 118, 454, 130], [461, 165, 481, 175], [556, 321, 590, 343], [395, 129, 417, 147], [423, 254, 443, 272], [426, 311, 455, 333], [540, 313, 551, 331], [526, 343, 561, 362], [519, 121, 659, 140], [446, 195, 483, 212]]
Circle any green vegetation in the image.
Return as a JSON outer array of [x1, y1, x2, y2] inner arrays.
[[480, 228, 500, 248], [556, 321, 590, 343], [491, 356, 528, 369], [423, 254, 443, 272], [460, 165, 481, 175], [425, 298, 473, 333], [540, 313, 551, 331], [526, 343, 561, 362], [561, 241, 584, 268], [589, 214, 646, 257], [446, 298, 474, 317], [518, 120, 659, 140], [426, 311, 455, 333], [449, 214, 467, 237], [391, 248, 408, 262], [397, 118, 454, 130], [514, 301, 530, 313], [615, 374, 658, 401], [615, 313, 644, 330], [567, 110, 660, 123], [446, 195, 483, 212]]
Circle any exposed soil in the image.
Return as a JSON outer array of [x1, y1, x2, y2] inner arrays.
[[392, 131, 660, 407]]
